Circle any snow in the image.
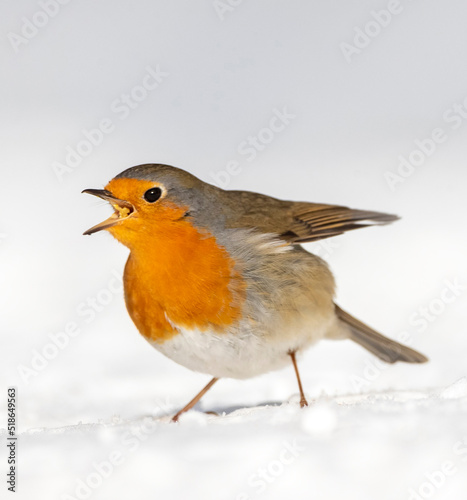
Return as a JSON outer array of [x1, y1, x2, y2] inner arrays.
[[7, 380, 467, 500], [2, 0, 467, 499]]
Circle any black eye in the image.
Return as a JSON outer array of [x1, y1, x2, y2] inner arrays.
[[144, 187, 162, 203]]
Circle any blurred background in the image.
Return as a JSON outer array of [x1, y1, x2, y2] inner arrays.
[[1, 1, 467, 499]]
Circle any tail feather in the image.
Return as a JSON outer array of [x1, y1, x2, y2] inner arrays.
[[335, 304, 428, 364]]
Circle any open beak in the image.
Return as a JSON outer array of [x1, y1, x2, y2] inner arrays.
[[82, 189, 135, 235]]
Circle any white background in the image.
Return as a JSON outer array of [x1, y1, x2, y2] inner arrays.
[[1, 1, 467, 499]]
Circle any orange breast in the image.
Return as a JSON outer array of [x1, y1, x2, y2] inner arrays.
[[123, 220, 246, 344]]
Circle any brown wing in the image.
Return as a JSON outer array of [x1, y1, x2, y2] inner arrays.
[[286, 203, 399, 243], [223, 190, 399, 243]]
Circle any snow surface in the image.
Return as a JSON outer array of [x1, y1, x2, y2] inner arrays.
[[5, 380, 467, 500]]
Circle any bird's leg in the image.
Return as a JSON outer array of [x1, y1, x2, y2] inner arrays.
[[172, 377, 219, 422], [288, 351, 308, 408]]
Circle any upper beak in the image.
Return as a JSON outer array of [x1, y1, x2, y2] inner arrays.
[[82, 189, 135, 235]]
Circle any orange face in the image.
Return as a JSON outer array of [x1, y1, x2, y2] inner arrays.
[[84, 177, 246, 342], [83, 177, 188, 248]]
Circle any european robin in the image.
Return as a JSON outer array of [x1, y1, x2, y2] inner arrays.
[[83, 164, 428, 421]]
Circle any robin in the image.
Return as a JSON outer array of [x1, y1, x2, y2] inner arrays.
[[83, 164, 428, 421]]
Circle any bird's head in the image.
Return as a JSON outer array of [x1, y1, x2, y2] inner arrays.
[[83, 164, 220, 248]]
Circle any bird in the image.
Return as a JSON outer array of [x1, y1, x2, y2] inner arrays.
[[83, 164, 428, 421]]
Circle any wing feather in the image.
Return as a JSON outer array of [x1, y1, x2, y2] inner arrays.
[[289, 205, 399, 243], [223, 191, 399, 243]]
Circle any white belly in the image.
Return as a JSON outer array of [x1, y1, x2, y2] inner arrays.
[[150, 314, 334, 379]]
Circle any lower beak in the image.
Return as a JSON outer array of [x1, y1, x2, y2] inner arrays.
[[82, 189, 135, 235]]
